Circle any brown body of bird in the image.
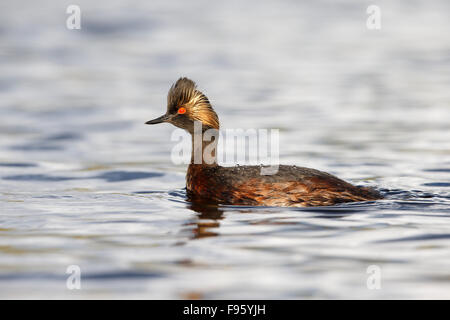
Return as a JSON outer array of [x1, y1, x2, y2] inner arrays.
[[146, 77, 382, 207]]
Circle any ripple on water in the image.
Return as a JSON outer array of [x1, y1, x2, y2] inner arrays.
[[2, 171, 164, 182], [0, 163, 37, 168], [422, 182, 450, 187]]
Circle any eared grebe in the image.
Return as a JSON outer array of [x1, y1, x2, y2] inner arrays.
[[146, 77, 382, 207]]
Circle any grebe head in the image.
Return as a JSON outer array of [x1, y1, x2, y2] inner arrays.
[[145, 77, 219, 134]]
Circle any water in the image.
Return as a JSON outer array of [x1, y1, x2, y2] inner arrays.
[[0, 0, 450, 299]]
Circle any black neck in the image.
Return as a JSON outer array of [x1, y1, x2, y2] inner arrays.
[[190, 130, 218, 165]]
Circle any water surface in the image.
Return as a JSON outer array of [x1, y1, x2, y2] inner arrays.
[[0, 0, 450, 299]]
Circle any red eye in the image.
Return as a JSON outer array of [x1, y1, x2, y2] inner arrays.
[[178, 107, 186, 114]]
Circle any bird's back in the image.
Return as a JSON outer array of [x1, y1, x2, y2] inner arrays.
[[186, 164, 382, 207]]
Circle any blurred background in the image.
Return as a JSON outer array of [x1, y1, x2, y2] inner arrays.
[[0, 0, 449, 299]]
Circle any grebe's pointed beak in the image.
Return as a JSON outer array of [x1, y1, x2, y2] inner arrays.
[[145, 114, 169, 125]]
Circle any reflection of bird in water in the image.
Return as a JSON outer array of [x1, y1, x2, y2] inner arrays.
[[146, 77, 382, 207], [186, 201, 224, 239]]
